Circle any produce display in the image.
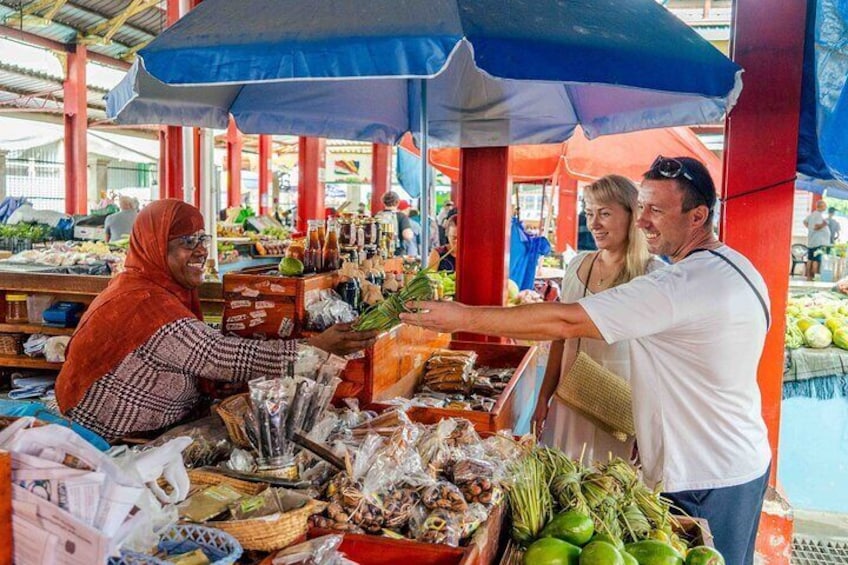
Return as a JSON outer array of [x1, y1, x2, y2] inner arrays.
[[384, 349, 513, 413], [0, 222, 51, 242], [785, 292, 848, 350], [505, 445, 723, 564], [3, 240, 125, 269], [308, 416, 520, 547]]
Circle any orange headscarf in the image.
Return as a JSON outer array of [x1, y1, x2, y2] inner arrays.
[[56, 199, 205, 412]]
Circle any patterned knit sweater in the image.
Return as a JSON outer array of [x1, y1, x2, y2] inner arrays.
[[66, 317, 303, 441]]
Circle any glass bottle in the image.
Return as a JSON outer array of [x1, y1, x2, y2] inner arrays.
[[304, 219, 323, 273], [323, 218, 341, 272]]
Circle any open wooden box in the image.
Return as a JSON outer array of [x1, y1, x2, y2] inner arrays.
[[368, 340, 538, 435], [308, 502, 506, 565]]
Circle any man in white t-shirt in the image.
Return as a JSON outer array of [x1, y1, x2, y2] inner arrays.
[[803, 199, 831, 280], [402, 156, 771, 565]]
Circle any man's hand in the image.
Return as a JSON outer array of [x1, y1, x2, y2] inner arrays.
[[531, 400, 550, 438], [306, 323, 379, 356], [399, 300, 467, 333]]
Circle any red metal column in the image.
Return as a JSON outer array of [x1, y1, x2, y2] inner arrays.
[[722, 1, 806, 562], [0, 451, 10, 565], [158, 128, 168, 200], [371, 143, 391, 213], [161, 0, 184, 201], [297, 137, 326, 230], [258, 135, 272, 215], [226, 117, 243, 208], [63, 43, 87, 215], [456, 147, 511, 342], [556, 171, 579, 253]]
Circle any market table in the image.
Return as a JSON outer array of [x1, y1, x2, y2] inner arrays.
[[784, 346, 848, 399]]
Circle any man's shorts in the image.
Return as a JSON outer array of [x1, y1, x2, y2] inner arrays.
[[808, 246, 824, 262]]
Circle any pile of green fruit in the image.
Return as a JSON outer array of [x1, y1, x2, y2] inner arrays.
[[278, 257, 305, 276], [507, 446, 725, 565]]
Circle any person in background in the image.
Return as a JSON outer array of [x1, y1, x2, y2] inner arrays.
[[803, 200, 831, 280], [357, 202, 368, 216], [576, 205, 598, 251], [437, 200, 456, 245], [404, 156, 771, 565], [535, 175, 663, 463], [103, 195, 138, 243], [827, 207, 841, 244], [428, 214, 458, 272], [56, 200, 378, 441], [378, 191, 414, 256], [405, 208, 421, 257]]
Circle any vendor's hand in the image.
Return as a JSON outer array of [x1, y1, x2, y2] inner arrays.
[[400, 300, 467, 333], [531, 401, 549, 438], [307, 322, 379, 357]]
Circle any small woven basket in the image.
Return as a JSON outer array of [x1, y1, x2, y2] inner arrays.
[[0, 333, 24, 356], [211, 497, 325, 552], [188, 468, 267, 496], [215, 393, 251, 448], [110, 524, 242, 565]]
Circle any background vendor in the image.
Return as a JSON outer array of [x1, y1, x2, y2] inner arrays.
[[55, 199, 378, 441], [428, 214, 458, 272]]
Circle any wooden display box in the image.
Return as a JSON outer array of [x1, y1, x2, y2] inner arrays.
[[308, 502, 505, 565], [340, 324, 451, 404], [370, 340, 537, 435], [221, 267, 337, 339]]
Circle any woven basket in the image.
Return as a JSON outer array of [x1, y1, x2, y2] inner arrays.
[[0, 333, 24, 356], [188, 468, 267, 496], [215, 393, 251, 448], [212, 497, 325, 552], [555, 351, 635, 442], [110, 524, 242, 565]]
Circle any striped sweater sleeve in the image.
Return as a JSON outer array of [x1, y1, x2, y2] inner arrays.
[[139, 317, 303, 382]]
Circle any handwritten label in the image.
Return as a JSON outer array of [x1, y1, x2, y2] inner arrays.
[[229, 300, 251, 309]]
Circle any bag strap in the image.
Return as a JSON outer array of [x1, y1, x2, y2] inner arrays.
[[687, 248, 771, 328], [575, 252, 600, 352]]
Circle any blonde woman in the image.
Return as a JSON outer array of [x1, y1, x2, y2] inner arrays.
[[532, 175, 664, 463]]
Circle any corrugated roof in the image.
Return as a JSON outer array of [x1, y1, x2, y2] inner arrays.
[[0, 0, 163, 124]]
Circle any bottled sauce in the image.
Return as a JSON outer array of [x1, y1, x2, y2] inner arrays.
[[323, 218, 341, 272], [6, 294, 28, 324], [339, 215, 355, 247], [304, 220, 324, 273], [317, 221, 326, 250]]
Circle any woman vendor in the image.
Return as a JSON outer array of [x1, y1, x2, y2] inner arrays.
[[427, 214, 458, 272], [55, 200, 378, 441]]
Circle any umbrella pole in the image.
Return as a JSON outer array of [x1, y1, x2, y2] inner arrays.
[[419, 80, 431, 264]]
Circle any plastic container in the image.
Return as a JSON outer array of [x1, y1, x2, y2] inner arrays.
[[5, 294, 28, 324], [26, 295, 55, 325], [821, 253, 835, 283]]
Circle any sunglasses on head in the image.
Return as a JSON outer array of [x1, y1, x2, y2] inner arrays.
[[650, 155, 695, 182], [174, 233, 212, 250]]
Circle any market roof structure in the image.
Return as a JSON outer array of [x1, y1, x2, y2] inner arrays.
[[0, 0, 165, 124]]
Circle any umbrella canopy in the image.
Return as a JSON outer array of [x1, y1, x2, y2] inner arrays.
[[107, 0, 742, 148], [399, 126, 723, 186]]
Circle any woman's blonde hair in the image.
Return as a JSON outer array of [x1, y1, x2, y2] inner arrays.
[[583, 174, 651, 287]]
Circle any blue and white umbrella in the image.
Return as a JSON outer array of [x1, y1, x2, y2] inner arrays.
[[106, 0, 743, 254]]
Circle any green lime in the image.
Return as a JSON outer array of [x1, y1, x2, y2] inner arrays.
[[540, 511, 595, 547], [523, 537, 581, 565]]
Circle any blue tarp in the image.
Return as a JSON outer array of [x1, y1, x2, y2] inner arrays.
[[509, 217, 551, 291], [797, 0, 848, 182]]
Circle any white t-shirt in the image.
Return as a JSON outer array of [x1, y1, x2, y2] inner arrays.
[[579, 245, 771, 493], [805, 211, 831, 248]]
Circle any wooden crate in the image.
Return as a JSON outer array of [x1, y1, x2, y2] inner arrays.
[[221, 267, 337, 339], [370, 340, 537, 435], [307, 502, 505, 565], [340, 324, 451, 404]]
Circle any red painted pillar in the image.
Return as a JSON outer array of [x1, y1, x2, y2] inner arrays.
[[722, 1, 806, 562], [158, 128, 168, 200], [162, 0, 183, 201], [259, 135, 272, 215], [63, 43, 87, 215], [456, 147, 511, 342], [556, 170, 579, 253], [371, 143, 391, 214], [297, 137, 326, 231], [226, 117, 242, 208], [0, 451, 10, 565]]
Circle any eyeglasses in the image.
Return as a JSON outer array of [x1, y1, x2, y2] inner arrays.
[[650, 155, 695, 183], [174, 233, 212, 250]]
